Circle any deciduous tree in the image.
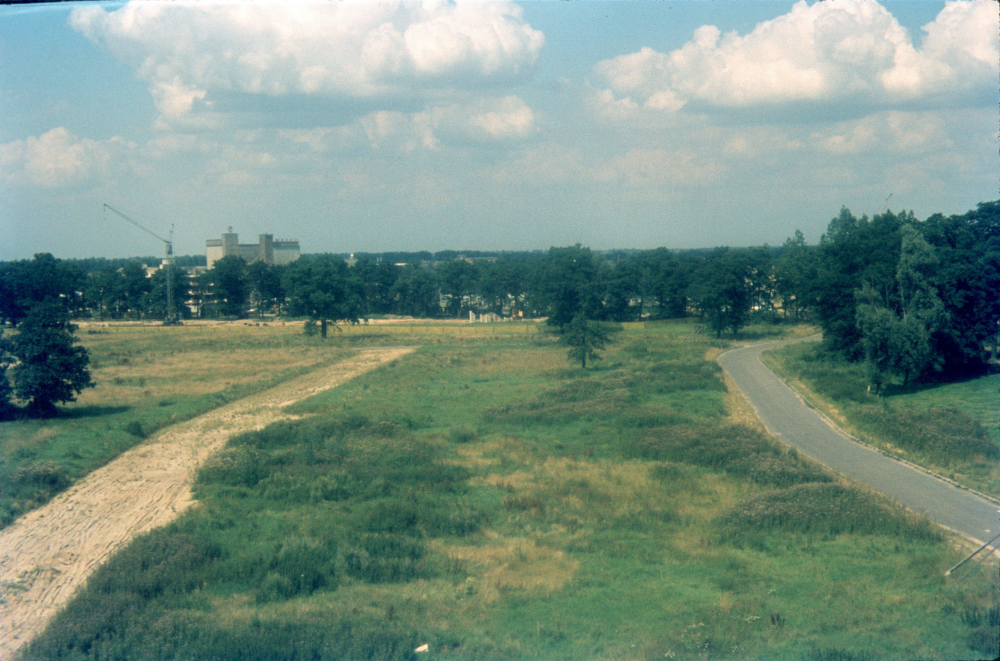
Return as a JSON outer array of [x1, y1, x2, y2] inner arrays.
[[7, 299, 93, 417]]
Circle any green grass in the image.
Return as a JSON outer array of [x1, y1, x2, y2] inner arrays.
[[762, 342, 1000, 498], [22, 321, 999, 660]]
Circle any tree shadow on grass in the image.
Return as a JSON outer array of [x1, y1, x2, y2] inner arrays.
[[58, 404, 132, 419]]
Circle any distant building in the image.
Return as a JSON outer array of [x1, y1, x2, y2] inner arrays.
[[206, 229, 300, 269]]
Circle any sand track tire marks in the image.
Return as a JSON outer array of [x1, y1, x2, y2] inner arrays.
[[0, 347, 413, 659]]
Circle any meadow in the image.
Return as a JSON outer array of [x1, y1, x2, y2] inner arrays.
[[15, 321, 999, 660], [762, 342, 1000, 500]]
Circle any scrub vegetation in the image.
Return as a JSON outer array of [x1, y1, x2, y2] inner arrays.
[[763, 342, 1000, 499], [21, 322, 997, 660]]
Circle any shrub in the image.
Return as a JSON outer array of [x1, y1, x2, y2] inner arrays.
[[197, 446, 270, 488], [720, 483, 940, 542], [853, 405, 999, 462], [14, 461, 71, 491], [125, 420, 146, 438], [630, 424, 830, 487], [448, 424, 477, 443]]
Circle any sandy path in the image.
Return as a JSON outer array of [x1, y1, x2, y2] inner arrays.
[[0, 347, 413, 659]]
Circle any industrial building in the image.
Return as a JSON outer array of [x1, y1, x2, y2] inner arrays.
[[206, 230, 300, 269]]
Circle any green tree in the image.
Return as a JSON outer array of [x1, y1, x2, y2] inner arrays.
[[353, 256, 399, 316], [538, 245, 603, 331], [389, 264, 440, 318], [7, 299, 93, 417], [856, 225, 946, 392], [209, 256, 249, 318], [690, 249, 752, 338], [561, 313, 610, 369], [0, 329, 13, 418], [247, 261, 284, 318], [119, 261, 153, 319], [438, 259, 478, 318], [284, 255, 362, 337], [146, 265, 189, 321], [0, 254, 85, 325], [775, 230, 817, 320]]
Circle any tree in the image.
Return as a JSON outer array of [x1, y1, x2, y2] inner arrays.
[[353, 255, 399, 316], [209, 256, 249, 318], [119, 260, 152, 319], [0, 329, 13, 418], [284, 255, 363, 337], [389, 264, 440, 318], [247, 261, 284, 318], [7, 299, 93, 416], [438, 259, 478, 318], [0, 254, 85, 325], [690, 249, 752, 337], [561, 313, 610, 369], [855, 225, 945, 392], [775, 230, 818, 320], [537, 245, 603, 330], [146, 265, 189, 321]]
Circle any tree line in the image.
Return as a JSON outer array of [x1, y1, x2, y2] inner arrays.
[[1, 200, 997, 401]]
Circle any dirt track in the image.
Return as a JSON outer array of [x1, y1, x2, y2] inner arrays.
[[0, 347, 412, 659]]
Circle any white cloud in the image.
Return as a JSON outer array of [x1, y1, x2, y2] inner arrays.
[[810, 111, 954, 155], [70, 0, 544, 126], [0, 128, 136, 188], [352, 95, 536, 151], [592, 0, 998, 115], [592, 147, 726, 188]]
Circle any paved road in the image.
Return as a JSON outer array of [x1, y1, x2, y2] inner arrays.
[[718, 337, 1000, 545]]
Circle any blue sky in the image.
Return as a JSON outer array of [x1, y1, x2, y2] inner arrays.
[[1, 0, 996, 260]]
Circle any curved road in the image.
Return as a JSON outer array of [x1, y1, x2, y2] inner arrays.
[[718, 337, 1000, 545]]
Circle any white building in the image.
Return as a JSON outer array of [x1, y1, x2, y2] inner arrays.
[[206, 230, 300, 269]]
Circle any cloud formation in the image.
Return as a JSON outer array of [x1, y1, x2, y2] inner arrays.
[[70, 0, 545, 123], [592, 0, 998, 114], [0, 128, 136, 188]]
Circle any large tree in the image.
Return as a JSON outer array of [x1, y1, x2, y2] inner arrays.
[[209, 255, 249, 318], [284, 255, 363, 337], [389, 264, 440, 318], [6, 299, 93, 416], [690, 249, 752, 338], [537, 245, 603, 330]]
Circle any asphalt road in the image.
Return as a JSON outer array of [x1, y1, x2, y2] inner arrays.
[[718, 337, 1000, 545]]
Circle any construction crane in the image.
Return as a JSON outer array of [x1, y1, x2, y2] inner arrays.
[[877, 193, 893, 216], [103, 204, 181, 325]]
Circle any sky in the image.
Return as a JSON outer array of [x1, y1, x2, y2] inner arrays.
[[0, 0, 997, 261]]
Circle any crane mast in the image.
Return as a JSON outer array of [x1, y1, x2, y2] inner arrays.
[[103, 204, 181, 325]]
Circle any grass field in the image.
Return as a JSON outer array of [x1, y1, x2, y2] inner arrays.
[[16, 321, 1000, 660], [762, 342, 1000, 500]]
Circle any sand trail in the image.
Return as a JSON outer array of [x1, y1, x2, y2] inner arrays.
[[0, 347, 412, 658]]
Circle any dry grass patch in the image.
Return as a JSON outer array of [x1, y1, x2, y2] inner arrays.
[[722, 371, 767, 432], [434, 536, 579, 602]]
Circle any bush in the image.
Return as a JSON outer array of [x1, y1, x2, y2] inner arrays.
[[720, 483, 940, 542], [853, 405, 999, 462], [448, 424, 477, 443], [125, 420, 146, 438], [630, 424, 830, 487]]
